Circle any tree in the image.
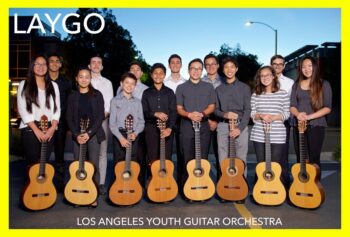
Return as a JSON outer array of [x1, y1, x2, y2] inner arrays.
[[210, 43, 262, 89], [63, 8, 150, 91]]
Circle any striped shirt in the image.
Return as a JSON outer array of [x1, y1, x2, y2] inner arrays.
[[250, 90, 290, 144]]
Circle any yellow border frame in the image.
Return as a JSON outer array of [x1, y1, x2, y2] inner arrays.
[[1, 1, 347, 237]]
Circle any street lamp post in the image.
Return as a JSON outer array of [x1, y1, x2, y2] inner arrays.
[[245, 21, 278, 55]]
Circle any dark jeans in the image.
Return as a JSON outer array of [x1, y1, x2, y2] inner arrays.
[[73, 135, 100, 184], [293, 125, 325, 169], [53, 123, 67, 187], [180, 119, 211, 188]]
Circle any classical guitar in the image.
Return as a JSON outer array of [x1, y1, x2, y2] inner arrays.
[[253, 122, 286, 205], [109, 114, 142, 206], [64, 118, 98, 206], [289, 120, 325, 209], [22, 115, 57, 210], [147, 119, 178, 203], [216, 119, 248, 201], [183, 121, 215, 201]]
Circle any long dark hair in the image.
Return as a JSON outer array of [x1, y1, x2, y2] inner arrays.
[[76, 67, 94, 96], [296, 56, 323, 111], [254, 66, 280, 95], [21, 55, 57, 113]]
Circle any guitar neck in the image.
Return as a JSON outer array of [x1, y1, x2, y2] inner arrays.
[[299, 132, 308, 173], [38, 141, 48, 176], [78, 143, 87, 170], [125, 132, 133, 172], [194, 129, 202, 169], [228, 136, 236, 168], [264, 131, 272, 172], [160, 135, 166, 170]]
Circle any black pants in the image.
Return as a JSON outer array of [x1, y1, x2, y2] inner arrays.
[[280, 120, 291, 187], [144, 123, 174, 163], [53, 122, 67, 188], [210, 130, 220, 182], [21, 127, 54, 165], [293, 125, 325, 169], [180, 119, 211, 187]]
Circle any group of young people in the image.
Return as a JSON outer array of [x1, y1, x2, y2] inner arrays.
[[17, 52, 332, 206]]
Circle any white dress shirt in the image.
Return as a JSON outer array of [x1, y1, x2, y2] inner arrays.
[[17, 80, 61, 129], [164, 75, 187, 93], [278, 74, 294, 97], [91, 75, 114, 114]]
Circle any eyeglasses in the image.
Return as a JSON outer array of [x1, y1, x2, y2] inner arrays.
[[34, 63, 47, 67], [190, 67, 203, 71], [205, 63, 217, 67], [272, 63, 284, 67]]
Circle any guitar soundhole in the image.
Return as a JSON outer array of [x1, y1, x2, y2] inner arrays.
[[227, 167, 237, 176], [36, 174, 46, 183], [193, 168, 203, 177], [158, 169, 167, 177], [122, 171, 131, 180], [263, 171, 275, 181], [298, 172, 309, 183], [76, 170, 87, 180]]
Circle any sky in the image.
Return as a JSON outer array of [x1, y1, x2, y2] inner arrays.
[[10, 8, 340, 78]]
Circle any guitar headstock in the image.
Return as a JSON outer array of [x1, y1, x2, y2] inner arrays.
[[125, 114, 134, 132], [80, 117, 90, 133], [157, 119, 166, 131], [192, 121, 201, 132], [262, 121, 271, 133], [298, 120, 307, 133], [229, 119, 237, 131], [39, 115, 49, 133]]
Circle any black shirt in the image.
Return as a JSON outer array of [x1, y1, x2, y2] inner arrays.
[[50, 75, 72, 120], [78, 92, 93, 126], [141, 84, 177, 129]]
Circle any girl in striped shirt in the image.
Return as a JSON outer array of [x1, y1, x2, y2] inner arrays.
[[250, 66, 290, 164]]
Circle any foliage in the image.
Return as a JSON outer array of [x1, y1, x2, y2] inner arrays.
[[63, 8, 150, 91], [210, 43, 262, 89]]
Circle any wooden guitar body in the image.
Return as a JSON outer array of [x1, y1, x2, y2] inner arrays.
[[184, 159, 215, 201], [217, 157, 248, 201], [289, 163, 325, 209], [253, 161, 286, 206], [22, 163, 57, 210], [147, 159, 178, 202], [109, 160, 142, 206], [64, 161, 97, 205]]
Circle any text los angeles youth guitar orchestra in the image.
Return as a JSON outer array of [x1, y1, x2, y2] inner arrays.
[[17, 53, 331, 211]]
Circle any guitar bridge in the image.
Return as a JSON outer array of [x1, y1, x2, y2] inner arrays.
[[190, 186, 208, 190], [32, 193, 50, 197], [296, 192, 314, 197], [155, 187, 171, 191], [72, 189, 90, 193], [224, 185, 241, 189], [117, 189, 135, 193], [260, 191, 278, 194]]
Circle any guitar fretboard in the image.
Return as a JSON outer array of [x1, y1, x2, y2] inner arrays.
[[194, 125, 202, 170], [299, 132, 309, 174], [39, 141, 48, 176], [264, 127, 272, 172]]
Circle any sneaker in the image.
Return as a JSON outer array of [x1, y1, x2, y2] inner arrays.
[[99, 184, 106, 196]]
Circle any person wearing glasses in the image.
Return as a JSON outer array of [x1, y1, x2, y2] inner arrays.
[[202, 54, 224, 181], [17, 55, 60, 166], [270, 55, 294, 188], [176, 58, 216, 190], [250, 65, 290, 169]]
